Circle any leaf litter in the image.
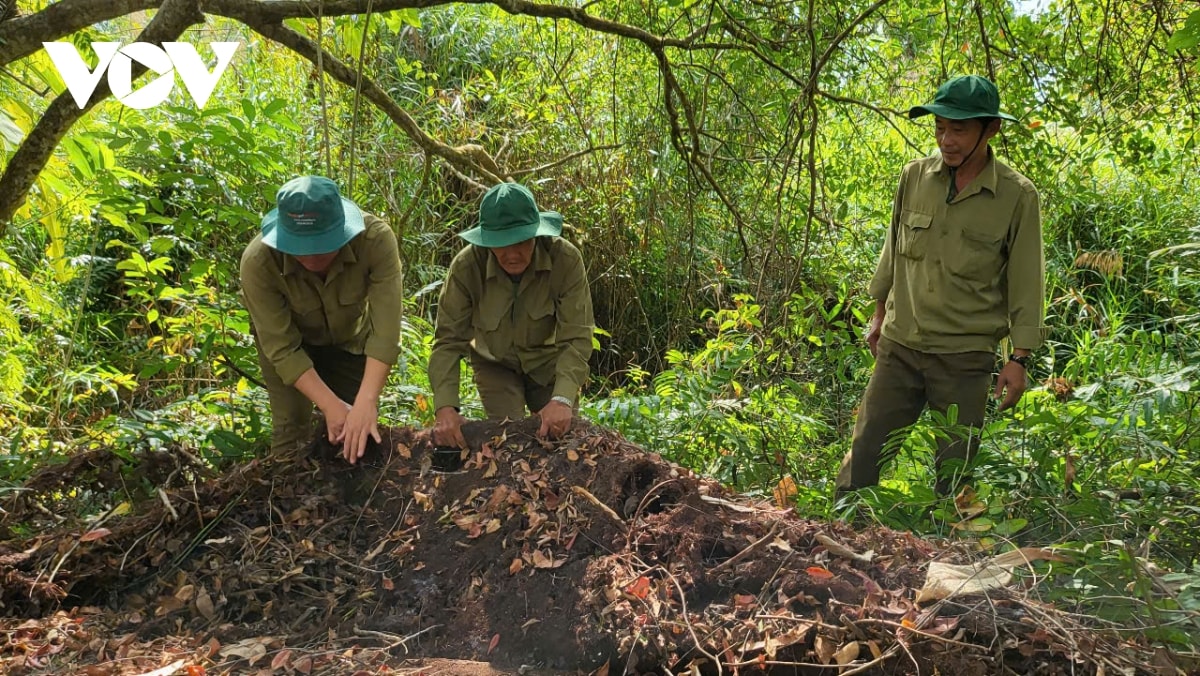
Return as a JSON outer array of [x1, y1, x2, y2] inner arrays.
[[0, 419, 1169, 674]]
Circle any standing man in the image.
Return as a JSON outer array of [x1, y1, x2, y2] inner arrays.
[[836, 75, 1046, 495], [429, 182, 594, 448], [240, 175, 402, 464]]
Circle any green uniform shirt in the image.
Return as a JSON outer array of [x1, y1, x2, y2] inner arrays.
[[429, 237, 594, 411], [240, 214, 403, 386], [869, 152, 1046, 353]]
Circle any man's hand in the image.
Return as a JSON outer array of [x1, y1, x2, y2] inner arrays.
[[865, 300, 886, 357], [994, 359, 1029, 411], [432, 406, 468, 449], [537, 399, 573, 440], [322, 399, 353, 445], [339, 398, 382, 464]]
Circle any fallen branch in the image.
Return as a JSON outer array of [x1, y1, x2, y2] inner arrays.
[[570, 485, 625, 525], [709, 520, 782, 574]]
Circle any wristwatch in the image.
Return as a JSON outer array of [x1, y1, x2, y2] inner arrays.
[[551, 395, 574, 407], [1009, 354, 1031, 369]]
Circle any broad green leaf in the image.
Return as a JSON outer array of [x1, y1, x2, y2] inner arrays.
[[1168, 10, 1200, 53]]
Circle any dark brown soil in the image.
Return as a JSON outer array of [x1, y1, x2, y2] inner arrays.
[[0, 419, 1155, 675]]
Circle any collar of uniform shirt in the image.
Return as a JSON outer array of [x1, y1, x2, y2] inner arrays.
[[933, 146, 1000, 200]]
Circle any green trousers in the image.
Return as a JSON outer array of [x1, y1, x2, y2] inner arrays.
[[469, 350, 556, 420], [836, 336, 995, 495], [256, 338, 366, 452]]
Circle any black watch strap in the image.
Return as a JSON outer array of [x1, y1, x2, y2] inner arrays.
[[1009, 353, 1031, 369]]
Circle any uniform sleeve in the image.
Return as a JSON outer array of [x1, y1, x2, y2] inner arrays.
[[552, 243, 594, 402], [1006, 186, 1047, 350], [362, 217, 403, 366], [428, 249, 475, 410], [867, 166, 907, 301], [240, 242, 312, 386]]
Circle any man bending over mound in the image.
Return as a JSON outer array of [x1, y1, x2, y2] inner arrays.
[[428, 182, 594, 449]]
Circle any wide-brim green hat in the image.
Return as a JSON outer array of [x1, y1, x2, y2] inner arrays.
[[909, 75, 1018, 122], [460, 182, 562, 248], [261, 175, 365, 256]]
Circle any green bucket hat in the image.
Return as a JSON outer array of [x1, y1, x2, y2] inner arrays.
[[908, 75, 1018, 122], [460, 183, 563, 248], [261, 176, 365, 255]]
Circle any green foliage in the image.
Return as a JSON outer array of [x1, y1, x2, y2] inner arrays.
[[587, 294, 834, 495], [1168, 10, 1200, 54]]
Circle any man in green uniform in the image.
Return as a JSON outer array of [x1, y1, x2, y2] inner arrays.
[[240, 176, 402, 464], [429, 182, 594, 448], [836, 75, 1046, 495]]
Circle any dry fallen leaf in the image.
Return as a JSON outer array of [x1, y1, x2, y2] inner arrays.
[[566, 449, 579, 462], [625, 576, 651, 600], [174, 584, 195, 603], [813, 634, 836, 664], [733, 594, 757, 609], [954, 485, 987, 519], [806, 566, 834, 580], [271, 649, 292, 671], [219, 636, 274, 665], [916, 547, 1070, 603], [80, 528, 112, 543], [155, 595, 184, 617], [772, 476, 798, 508], [531, 549, 564, 568], [195, 588, 215, 621], [130, 659, 185, 676], [590, 660, 610, 676], [412, 491, 433, 510], [833, 641, 860, 666], [509, 558, 524, 575]]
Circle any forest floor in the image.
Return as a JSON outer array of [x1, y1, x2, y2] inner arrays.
[[0, 419, 1174, 675]]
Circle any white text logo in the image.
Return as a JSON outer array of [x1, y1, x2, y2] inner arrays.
[[43, 42, 241, 109]]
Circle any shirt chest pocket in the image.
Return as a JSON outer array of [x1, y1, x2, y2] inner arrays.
[[951, 226, 1007, 281], [330, 274, 369, 335], [523, 287, 557, 348], [897, 210, 933, 260], [289, 286, 326, 332]]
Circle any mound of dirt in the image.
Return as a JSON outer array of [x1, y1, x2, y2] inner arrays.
[[0, 419, 1152, 674]]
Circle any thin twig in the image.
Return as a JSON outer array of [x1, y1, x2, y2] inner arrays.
[[663, 567, 722, 676], [854, 618, 991, 651], [570, 486, 624, 525], [510, 144, 622, 178], [157, 487, 179, 521], [354, 624, 441, 654], [709, 520, 781, 574]]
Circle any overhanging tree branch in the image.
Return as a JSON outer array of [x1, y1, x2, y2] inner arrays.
[[0, 0, 204, 230], [0, 0, 158, 68], [237, 17, 503, 186]]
